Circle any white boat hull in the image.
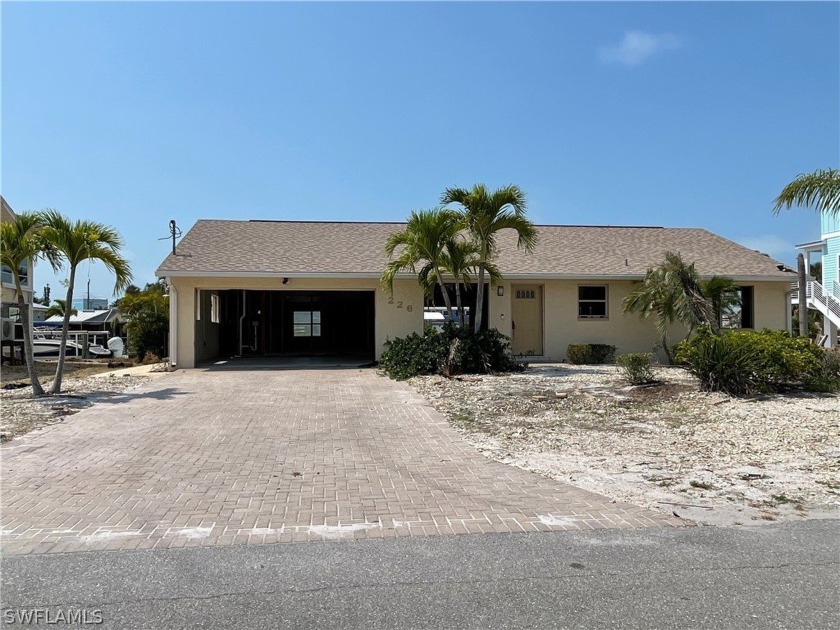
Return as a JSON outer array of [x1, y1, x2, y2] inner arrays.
[[32, 339, 111, 359]]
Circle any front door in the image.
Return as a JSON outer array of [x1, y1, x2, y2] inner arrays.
[[511, 285, 543, 356]]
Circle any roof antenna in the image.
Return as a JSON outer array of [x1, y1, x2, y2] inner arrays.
[[158, 219, 182, 255]]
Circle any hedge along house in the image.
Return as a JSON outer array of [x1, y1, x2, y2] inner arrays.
[[155, 219, 795, 368]]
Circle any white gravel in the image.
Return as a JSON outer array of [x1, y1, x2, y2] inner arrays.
[[411, 364, 840, 526], [1, 373, 152, 442]]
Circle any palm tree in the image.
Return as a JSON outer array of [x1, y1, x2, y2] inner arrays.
[[41, 211, 132, 394], [773, 168, 840, 218], [624, 252, 720, 362], [382, 209, 460, 319], [441, 238, 474, 327], [624, 266, 681, 363], [45, 299, 77, 319], [659, 252, 719, 333], [436, 238, 502, 327], [441, 184, 537, 332], [0, 212, 55, 396]]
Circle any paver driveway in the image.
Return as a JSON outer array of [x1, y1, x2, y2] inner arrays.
[[1, 367, 677, 555]]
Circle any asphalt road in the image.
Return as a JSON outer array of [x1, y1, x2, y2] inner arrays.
[[2, 520, 838, 629]]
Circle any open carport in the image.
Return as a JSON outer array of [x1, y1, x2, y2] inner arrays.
[[195, 289, 375, 362]]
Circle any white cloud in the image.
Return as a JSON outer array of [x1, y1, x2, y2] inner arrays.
[[599, 31, 682, 66], [737, 234, 797, 263]]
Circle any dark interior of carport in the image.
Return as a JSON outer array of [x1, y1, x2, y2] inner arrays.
[[213, 290, 375, 358]]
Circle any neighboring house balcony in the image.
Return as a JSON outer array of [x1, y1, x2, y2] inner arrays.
[[795, 233, 840, 348]]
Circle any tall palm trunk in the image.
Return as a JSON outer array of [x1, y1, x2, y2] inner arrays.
[[51, 265, 76, 394], [15, 279, 44, 396], [661, 333, 673, 365], [473, 264, 486, 333], [435, 266, 454, 322], [454, 281, 465, 327]]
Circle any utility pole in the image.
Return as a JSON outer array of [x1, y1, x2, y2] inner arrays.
[[170, 220, 177, 255], [797, 253, 808, 338], [158, 220, 181, 255], [87, 278, 91, 311]]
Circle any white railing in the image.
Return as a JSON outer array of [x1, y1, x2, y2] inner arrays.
[[793, 280, 840, 327]]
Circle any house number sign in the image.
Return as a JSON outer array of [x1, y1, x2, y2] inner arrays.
[[387, 296, 413, 312]]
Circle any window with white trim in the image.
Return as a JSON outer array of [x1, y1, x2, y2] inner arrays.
[[210, 292, 220, 324], [1, 259, 30, 287], [578, 285, 607, 319], [293, 311, 321, 337]]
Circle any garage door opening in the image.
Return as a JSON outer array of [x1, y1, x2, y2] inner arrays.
[[197, 290, 375, 362]]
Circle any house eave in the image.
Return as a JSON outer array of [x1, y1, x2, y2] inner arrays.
[[156, 270, 793, 283]]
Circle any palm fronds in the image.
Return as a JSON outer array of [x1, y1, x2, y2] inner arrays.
[[440, 184, 535, 331], [773, 168, 840, 217]]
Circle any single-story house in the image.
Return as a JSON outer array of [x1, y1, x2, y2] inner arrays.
[[155, 220, 795, 368]]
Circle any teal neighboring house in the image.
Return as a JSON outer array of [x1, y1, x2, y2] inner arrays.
[[796, 210, 840, 347]]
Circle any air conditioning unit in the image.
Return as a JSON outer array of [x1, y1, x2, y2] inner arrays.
[[1, 318, 14, 341]]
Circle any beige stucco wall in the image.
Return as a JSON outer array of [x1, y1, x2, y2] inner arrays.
[[488, 279, 792, 362], [749, 281, 791, 330], [167, 276, 424, 368], [167, 275, 791, 368]]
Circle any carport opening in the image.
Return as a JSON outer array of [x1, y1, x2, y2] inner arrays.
[[195, 290, 375, 363]]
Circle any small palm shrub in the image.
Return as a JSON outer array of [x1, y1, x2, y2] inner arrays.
[[566, 343, 617, 365], [379, 324, 523, 380], [806, 350, 840, 392], [675, 327, 836, 395], [616, 353, 656, 385], [676, 332, 763, 395]]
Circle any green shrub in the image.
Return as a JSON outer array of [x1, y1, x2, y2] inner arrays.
[[675, 327, 836, 395], [566, 344, 591, 365], [675, 332, 763, 396], [616, 353, 656, 385], [590, 344, 617, 364], [379, 324, 524, 380], [565, 343, 617, 365], [806, 350, 840, 392]]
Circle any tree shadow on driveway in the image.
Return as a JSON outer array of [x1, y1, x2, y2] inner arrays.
[[85, 387, 189, 406]]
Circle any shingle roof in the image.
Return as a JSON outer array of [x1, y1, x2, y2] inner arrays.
[[156, 219, 793, 280]]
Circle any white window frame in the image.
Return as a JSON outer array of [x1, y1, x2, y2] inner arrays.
[[292, 310, 321, 337], [210, 292, 220, 324], [578, 285, 608, 320], [1, 258, 31, 290]]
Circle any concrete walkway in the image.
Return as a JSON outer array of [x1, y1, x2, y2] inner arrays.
[[1, 367, 678, 555]]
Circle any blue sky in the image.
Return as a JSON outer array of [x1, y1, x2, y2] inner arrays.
[[3, 1, 838, 301]]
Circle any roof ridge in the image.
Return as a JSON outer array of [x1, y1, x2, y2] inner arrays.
[[202, 219, 673, 229]]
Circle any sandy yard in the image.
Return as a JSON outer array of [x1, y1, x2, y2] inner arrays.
[[0, 359, 117, 384], [0, 363, 167, 442], [410, 364, 840, 527]]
